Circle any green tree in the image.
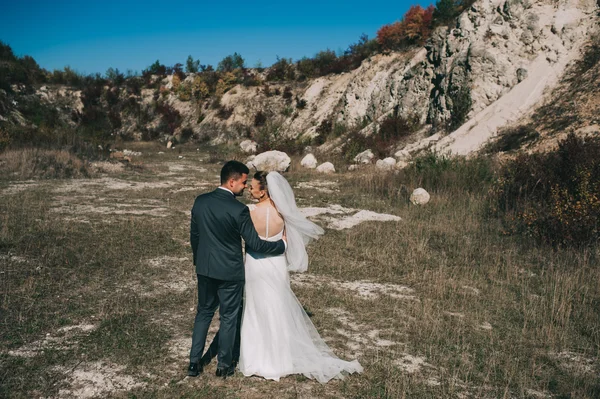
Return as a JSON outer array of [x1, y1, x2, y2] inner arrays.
[[217, 52, 245, 72], [433, 0, 457, 24], [186, 55, 200, 73]]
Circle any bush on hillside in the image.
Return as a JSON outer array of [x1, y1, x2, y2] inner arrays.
[[378, 113, 420, 143], [448, 84, 472, 131], [486, 125, 540, 153], [217, 53, 245, 72], [433, 0, 458, 25], [216, 106, 234, 120], [491, 133, 600, 247], [377, 5, 435, 50], [155, 102, 182, 134], [254, 110, 267, 127], [266, 57, 295, 81]]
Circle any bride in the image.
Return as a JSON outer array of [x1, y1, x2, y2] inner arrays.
[[239, 171, 362, 382]]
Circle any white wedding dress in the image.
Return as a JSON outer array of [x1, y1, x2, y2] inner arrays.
[[239, 201, 363, 383]]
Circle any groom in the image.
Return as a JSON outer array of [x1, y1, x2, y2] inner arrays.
[[188, 160, 286, 378]]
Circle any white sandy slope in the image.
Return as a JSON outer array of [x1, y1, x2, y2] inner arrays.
[[422, 0, 597, 156]]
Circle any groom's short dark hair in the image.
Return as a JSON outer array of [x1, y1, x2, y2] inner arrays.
[[220, 160, 250, 184]]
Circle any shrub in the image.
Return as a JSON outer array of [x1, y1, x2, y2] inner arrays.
[[316, 118, 333, 137], [448, 84, 472, 131], [254, 110, 267, 127], [266, 57, 295, 81], [210, 96, 222, 109], [145, 60, 167, 76], [254, 123, 304, 155], [377, 22, 406, 51], [172, 63, 185, 81], [378, 113, 419, 142], [105, 67, 125, 86], [296, 57, 316, 80], [486, 125, 540, 153], [186, 55, 200, 73], [177, 82, 192, 101], [377, 5, 435, 50], [155, 102, 182, 134], [341, 129, 374, 162], [215, 72, 237, 96], [296, 97, 307, 109], [171, 74, 181, 91], [433, 0, 458, 25], [125, 77, 143, 95], [217, 106, 234, 120], [313, 50, 338, 75], [490, 133, 600, 247], [241, 70, 262, 86], [217, 53, 244, 72], [282, 86, 293, 102], [192, 76, 209, 99], [179, 126, 195, 143]]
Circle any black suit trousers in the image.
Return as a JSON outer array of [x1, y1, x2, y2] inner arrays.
[[189, 274, 243, 368]]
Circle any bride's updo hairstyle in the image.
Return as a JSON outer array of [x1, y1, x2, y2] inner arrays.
[[253, 171, 269, 194]]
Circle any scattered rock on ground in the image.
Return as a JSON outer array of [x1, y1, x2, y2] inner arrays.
[[316, 162, 335, 174], [300, 153, 318, 169], [247, 150, 291, 172], [410, 188, 430, 205], [354, 149, 374, 164], [376, 157, 396, 171], [240, 139, 257, 154]]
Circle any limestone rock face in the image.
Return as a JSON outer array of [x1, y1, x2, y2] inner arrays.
[[247, 151, 291, 172], [354, 150, 374, 164], [240, 140, 257, 154], [410, 188, 431, 205], [316, 162, 336, 174], [394, 149, 411, 162], [376, 157, 396, 171], [301, 154, 318, 169]]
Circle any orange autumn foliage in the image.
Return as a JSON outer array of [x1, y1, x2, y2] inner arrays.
[[377, 5, 435, 50]]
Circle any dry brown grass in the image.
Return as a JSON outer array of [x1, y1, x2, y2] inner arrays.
[[0, 146, 598, 398], [0, 148, 91, 180]]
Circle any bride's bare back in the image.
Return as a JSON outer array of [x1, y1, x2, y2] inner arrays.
[[249, 203, 285, 239]]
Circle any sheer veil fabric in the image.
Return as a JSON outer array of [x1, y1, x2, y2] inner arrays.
[[265, 171, 324, 273], [238, 172, 363, 382]]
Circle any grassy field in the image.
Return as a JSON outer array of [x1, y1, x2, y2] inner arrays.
[[1, 144, 598, 398]]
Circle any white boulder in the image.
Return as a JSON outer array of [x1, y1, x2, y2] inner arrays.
[[240, 140, 257, 154], [316, 162, 335, 174], [300, 154, 318, 169], [376, 157, 396, 171], [410, 188, 430, 205], [247, 150, 290, 172], [354, 149, 374, 164]]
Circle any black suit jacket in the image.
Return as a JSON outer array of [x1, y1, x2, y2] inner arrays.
[[190, 188, 286, 281]]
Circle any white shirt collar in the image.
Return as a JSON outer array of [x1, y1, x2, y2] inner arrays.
[[218, 186, 234, 196]]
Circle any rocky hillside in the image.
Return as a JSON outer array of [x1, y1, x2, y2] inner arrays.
[[200, 0, 598, 156], [1, 0, 597, 161]]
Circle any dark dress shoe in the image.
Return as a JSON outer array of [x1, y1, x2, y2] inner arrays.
[[215, 365, 235, 378], [187, 361, 202, 377]]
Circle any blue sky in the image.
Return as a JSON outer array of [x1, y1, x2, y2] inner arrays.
[[0, 0, 430, 75]]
